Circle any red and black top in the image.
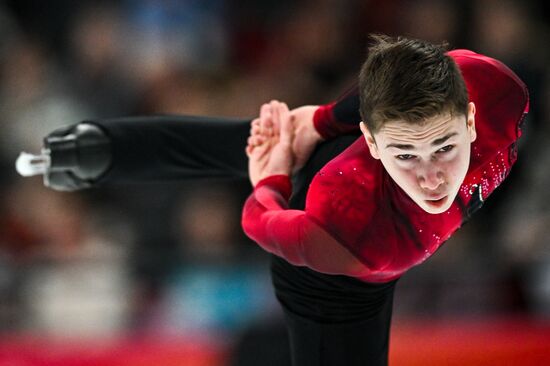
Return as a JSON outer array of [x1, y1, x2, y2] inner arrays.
[[241, 50, 529, 283]]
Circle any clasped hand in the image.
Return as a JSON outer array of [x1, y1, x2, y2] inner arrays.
[[246, 101, 323, 186]]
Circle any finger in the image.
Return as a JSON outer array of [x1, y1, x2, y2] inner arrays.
[[246, 140, 269, 155], [250, 118, 261, 136], [260, 104, 272, 135], [271, 100, 285, 136], [252, 135, 265, 146], [248, 135, 265, 147], [262, 103, 274, 128], [257, 121, 272, 137], [278, 103, 294, 145], [260, 103, 270, 118], [251, 123, 261, 136], [250, 118, 260, 130], [270, 100, 279, 122]]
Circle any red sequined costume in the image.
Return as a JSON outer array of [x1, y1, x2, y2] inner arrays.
[[241, 50, 529, 283]]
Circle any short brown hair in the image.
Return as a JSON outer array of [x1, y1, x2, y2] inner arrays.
[[359, 34, 468, 134]]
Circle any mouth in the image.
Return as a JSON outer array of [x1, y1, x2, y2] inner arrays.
[[424, 196, 448, 208]]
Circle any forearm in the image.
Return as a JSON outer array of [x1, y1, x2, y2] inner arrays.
[[242, 175, 368, 277]]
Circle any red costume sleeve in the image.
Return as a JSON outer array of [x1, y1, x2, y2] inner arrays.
[[241, 175, 370, 277]]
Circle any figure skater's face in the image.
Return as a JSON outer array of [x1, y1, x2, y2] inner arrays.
[[360, 102, 477, 214]]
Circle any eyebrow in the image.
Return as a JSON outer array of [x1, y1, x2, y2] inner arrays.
[[385, 132, 459, 150]]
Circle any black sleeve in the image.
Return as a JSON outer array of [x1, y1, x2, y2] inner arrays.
[[89, 115, 251, 185], [332, 85, 361, 125]]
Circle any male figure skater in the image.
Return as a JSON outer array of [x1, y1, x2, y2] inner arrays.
[[27, 35, 528, 365]]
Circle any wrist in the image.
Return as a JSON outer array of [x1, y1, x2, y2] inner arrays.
[[313, 103, 336, 140], [255, 174, 292, 200]]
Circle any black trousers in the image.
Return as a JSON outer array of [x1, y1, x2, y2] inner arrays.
[[95, 116, 398, 365]]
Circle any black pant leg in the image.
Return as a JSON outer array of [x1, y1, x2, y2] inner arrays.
[[90, 115, 251, 184], [283, 292, 395, 366], [272, 254, 397, 366]]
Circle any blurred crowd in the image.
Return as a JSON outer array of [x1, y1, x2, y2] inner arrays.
[[0, 0, 549, 364]]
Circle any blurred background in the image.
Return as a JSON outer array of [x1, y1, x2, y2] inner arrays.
[[0, 0, 549, 365]]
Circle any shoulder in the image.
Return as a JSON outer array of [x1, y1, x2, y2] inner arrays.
[[449, 49, 529, 111], [451, 49, 528, 170], [449, 49, 517, 74]]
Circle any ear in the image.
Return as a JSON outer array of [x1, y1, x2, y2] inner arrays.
[[359, 122, 380, 160], [467, 102, 477, 143]]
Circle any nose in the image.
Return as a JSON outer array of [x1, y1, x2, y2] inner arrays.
[[418, 164, 445, 191]]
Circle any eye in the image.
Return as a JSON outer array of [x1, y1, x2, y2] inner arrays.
[[396, 154, 416, 161], [437, 145, 454, 153]]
